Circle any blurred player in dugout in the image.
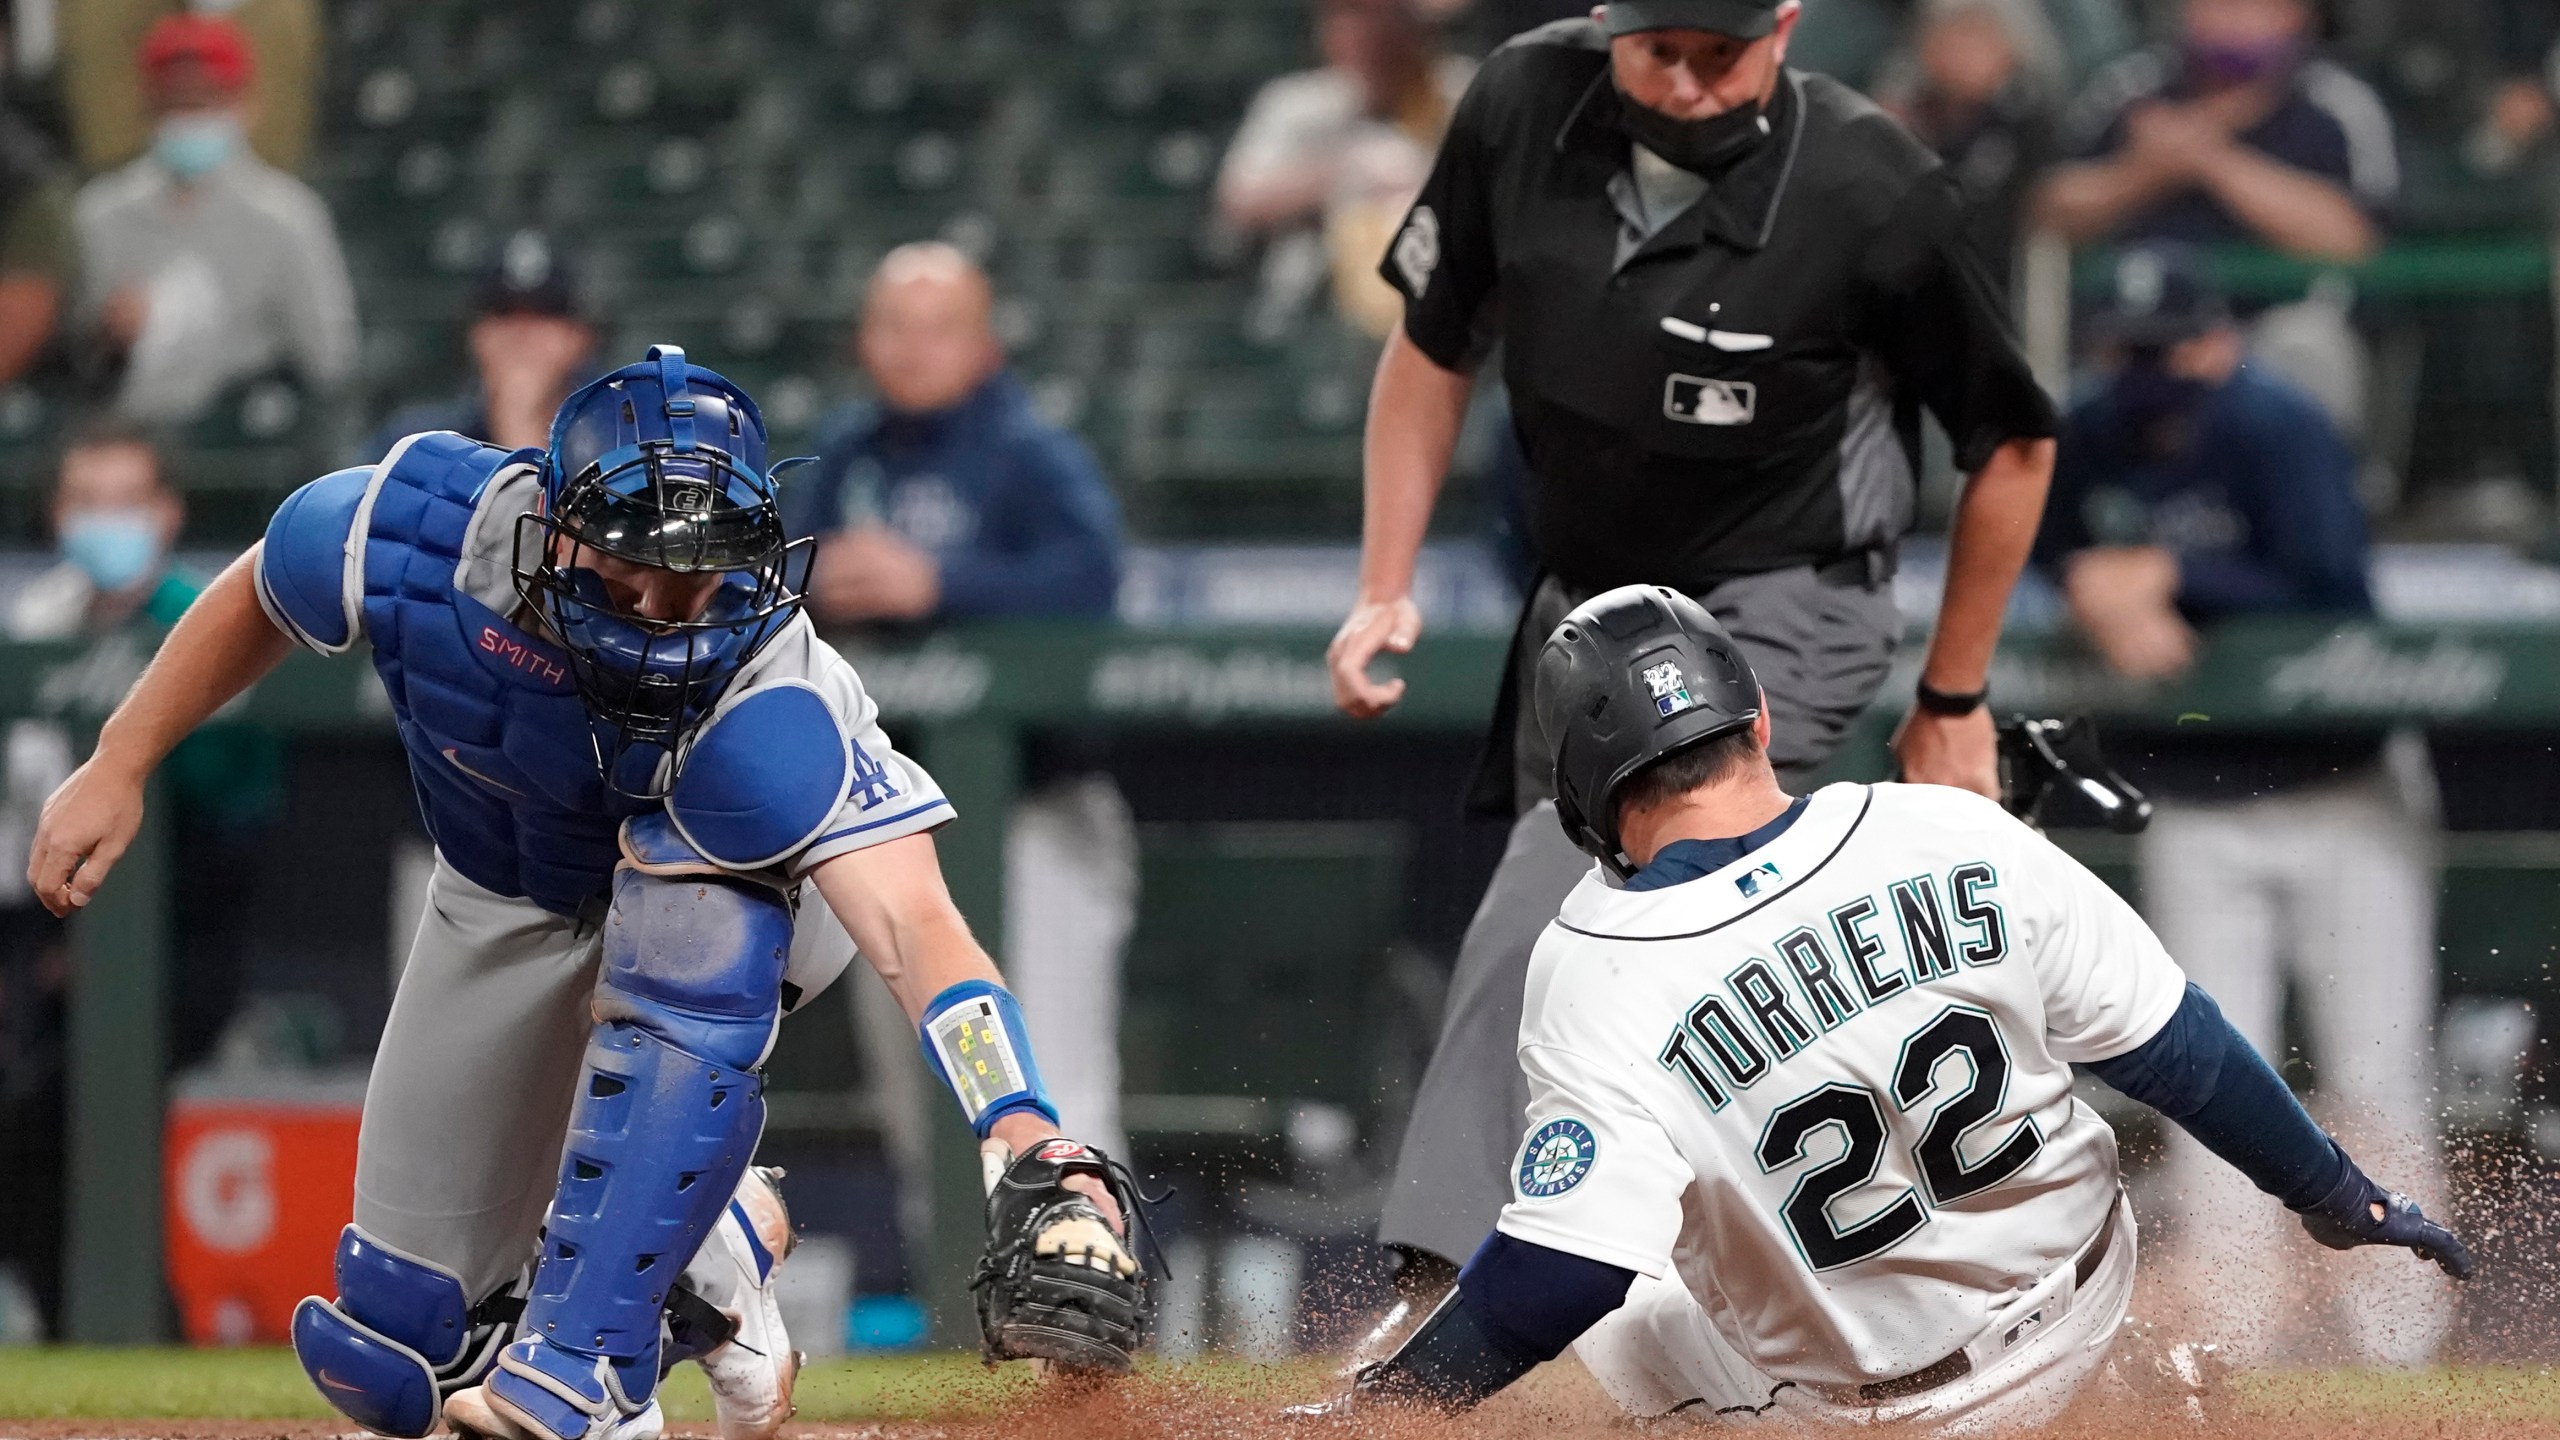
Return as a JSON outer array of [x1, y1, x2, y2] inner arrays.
[[2037, 243, 2450, 1365], [786, 243, 1133, 1230], [1326, 0, 2058, 1304]]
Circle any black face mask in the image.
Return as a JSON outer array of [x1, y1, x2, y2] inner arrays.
[[1614, 85, 1774, 175]]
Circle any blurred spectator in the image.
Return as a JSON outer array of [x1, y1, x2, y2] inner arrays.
[[71, 12, 355, 425], [2033, 0, 2396, 263], [1215, 0, 1474, 338], [790, 243, 1122, 623], [1875, 0, 2068, 281], [0, 17, 72, 390], [791, 243, 1136, 1264], [60, 0, 319, 175], [2034, 245, 2448, 1366], [9, 424, 190, 639], [0, 425, 192, 1342], [367, 230, 599, 460]]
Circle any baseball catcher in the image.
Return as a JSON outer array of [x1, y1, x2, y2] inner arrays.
[[27, 346, 1146, 1440]]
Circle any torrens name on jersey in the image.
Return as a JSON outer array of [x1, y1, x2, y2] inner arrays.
[[1658, 862, 2007, 1111]]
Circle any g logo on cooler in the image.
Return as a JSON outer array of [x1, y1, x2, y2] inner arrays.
[[1517, 1117, 1598, 1199]]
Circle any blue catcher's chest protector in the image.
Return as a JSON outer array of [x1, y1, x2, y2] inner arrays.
[[358, 433, 655, 916]]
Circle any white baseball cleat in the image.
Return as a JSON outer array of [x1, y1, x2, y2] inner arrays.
[[677, 1165, 802, 1440]]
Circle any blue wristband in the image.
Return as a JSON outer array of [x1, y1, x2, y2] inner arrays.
[[918, 981, 1060, 1138]]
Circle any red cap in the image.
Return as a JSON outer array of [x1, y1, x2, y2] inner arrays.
[[139, 14, 255, 94]]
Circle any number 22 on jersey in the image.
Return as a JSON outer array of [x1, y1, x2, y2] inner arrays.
[[1665, 1003, 2045, 1271]]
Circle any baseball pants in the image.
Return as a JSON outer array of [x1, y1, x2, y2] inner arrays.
[[2136, 756, 2451, 1366], [1377, 564, 1900, 1265], [354, 857, 856, 1303], [1575, 1191, 2138, 1433]]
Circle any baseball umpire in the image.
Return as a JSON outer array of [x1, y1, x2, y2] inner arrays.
[[1327, 1, 2060, 1301], [1309, 586, 2469, 1428], [26, 347, 1146, 1440]]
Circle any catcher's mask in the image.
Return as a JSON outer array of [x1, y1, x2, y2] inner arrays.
[[513, 343, 813, 797], [1534, 584, 1763, 877]]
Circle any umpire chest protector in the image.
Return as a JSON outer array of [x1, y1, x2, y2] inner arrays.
[[1381, 19, 2053, 594]]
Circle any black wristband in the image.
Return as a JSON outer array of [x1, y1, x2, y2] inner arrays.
[[1914, 681, 1988, 716]]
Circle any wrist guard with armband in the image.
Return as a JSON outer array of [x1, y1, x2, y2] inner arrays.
[[920, 981, 1059, 1136]]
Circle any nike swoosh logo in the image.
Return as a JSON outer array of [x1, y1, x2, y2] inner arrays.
[[317, 1371, 366, 1394], [444, 748, 528, 797], [1708, 329, 1773, 352]]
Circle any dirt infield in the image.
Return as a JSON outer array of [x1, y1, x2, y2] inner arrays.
[[13, 1360, 2560, 1440]]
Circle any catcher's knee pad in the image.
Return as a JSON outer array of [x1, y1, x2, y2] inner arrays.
[[292, 1226, 512, 1438], [596, 866, 791, 1071]]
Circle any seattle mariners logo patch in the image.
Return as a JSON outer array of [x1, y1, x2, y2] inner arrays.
[[1642, 661, 1695, 718], [1518, 1118, 1598, 1199]]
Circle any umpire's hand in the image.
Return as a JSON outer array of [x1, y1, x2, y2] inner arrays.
[[1330, 595, 1424, 719], [1893, 707, 2001, 800]]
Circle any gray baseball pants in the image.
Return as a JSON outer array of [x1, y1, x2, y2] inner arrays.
[[1376, 564, 1901, 1266], [355, 858, 856, 1303]]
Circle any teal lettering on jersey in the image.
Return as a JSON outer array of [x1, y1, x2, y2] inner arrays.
[[1657, 861, 2012, 1112]]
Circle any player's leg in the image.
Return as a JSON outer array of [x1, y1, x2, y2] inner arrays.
[[2286, 761, 2451, 1366], [1003, 775, 1138, 1158], [1376, 800, 1590, 1274], [2138, 799, 2298, 1362], [454, 864, 791, 1440], [1571, 1270, 1790, 1419], [292, 858, 603, 1438]]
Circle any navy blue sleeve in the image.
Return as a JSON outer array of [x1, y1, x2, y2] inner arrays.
[[2082, 982, 2348, 1209], [1356, 1231, 1634, 1410], [933, 426, 1124, 619], [2174, 378, 2371, 620]]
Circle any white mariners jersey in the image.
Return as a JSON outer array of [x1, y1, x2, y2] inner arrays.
[[1499, 783, 2186, 1388]]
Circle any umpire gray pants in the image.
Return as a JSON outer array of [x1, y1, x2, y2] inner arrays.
[[1376, 564, 1900, 1265], [358, 858, 855, 1303]]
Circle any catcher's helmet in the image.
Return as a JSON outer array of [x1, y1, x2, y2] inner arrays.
[[514, 344, 812, 795], [1534, 584, 1762, 876]]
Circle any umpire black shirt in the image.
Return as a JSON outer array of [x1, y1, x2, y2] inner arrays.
[[1382, 20, 2055, 595]]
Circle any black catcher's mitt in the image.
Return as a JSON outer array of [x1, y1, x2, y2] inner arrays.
[[971, 1138, 1150, 1372]]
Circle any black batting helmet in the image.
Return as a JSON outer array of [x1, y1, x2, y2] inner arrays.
[[1535, 585, 1762, 875]]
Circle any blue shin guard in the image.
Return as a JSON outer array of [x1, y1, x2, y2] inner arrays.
[[293, 1226, 513, 1437], [483, 869, 790, 1440]]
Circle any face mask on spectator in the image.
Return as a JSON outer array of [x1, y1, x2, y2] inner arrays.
[[1614, 88, 1773, 175], [2184, 35, 2301, 86], [152, 112, 242, 178], [61, 509, 166, 592]]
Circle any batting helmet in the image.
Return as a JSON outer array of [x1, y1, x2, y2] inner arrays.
[[1535, 585, 1762, 875]]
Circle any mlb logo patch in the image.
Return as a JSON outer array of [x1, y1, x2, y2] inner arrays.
[[1736, 861, 1781, 898], [1642, 661, 1695, 718], [1665, 374, 1756, 426]]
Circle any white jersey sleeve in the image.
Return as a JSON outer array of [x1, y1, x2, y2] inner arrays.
[[1497, 1040, 1693, 1276], [2002, 816, 2187, 1062]]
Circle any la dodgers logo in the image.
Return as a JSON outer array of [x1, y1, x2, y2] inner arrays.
[[1517, 1117, 1598, 1199], [1643, 660, 1695, 718]]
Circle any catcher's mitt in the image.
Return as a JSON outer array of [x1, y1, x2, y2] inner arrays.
[[971, 1137, 1151, 1372]]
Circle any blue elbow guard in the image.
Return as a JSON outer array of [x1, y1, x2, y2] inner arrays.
[[919, 980, 1059, 1137]]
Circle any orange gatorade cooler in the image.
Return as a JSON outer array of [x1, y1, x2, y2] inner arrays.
[[163, 1073, 366, 1345]]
